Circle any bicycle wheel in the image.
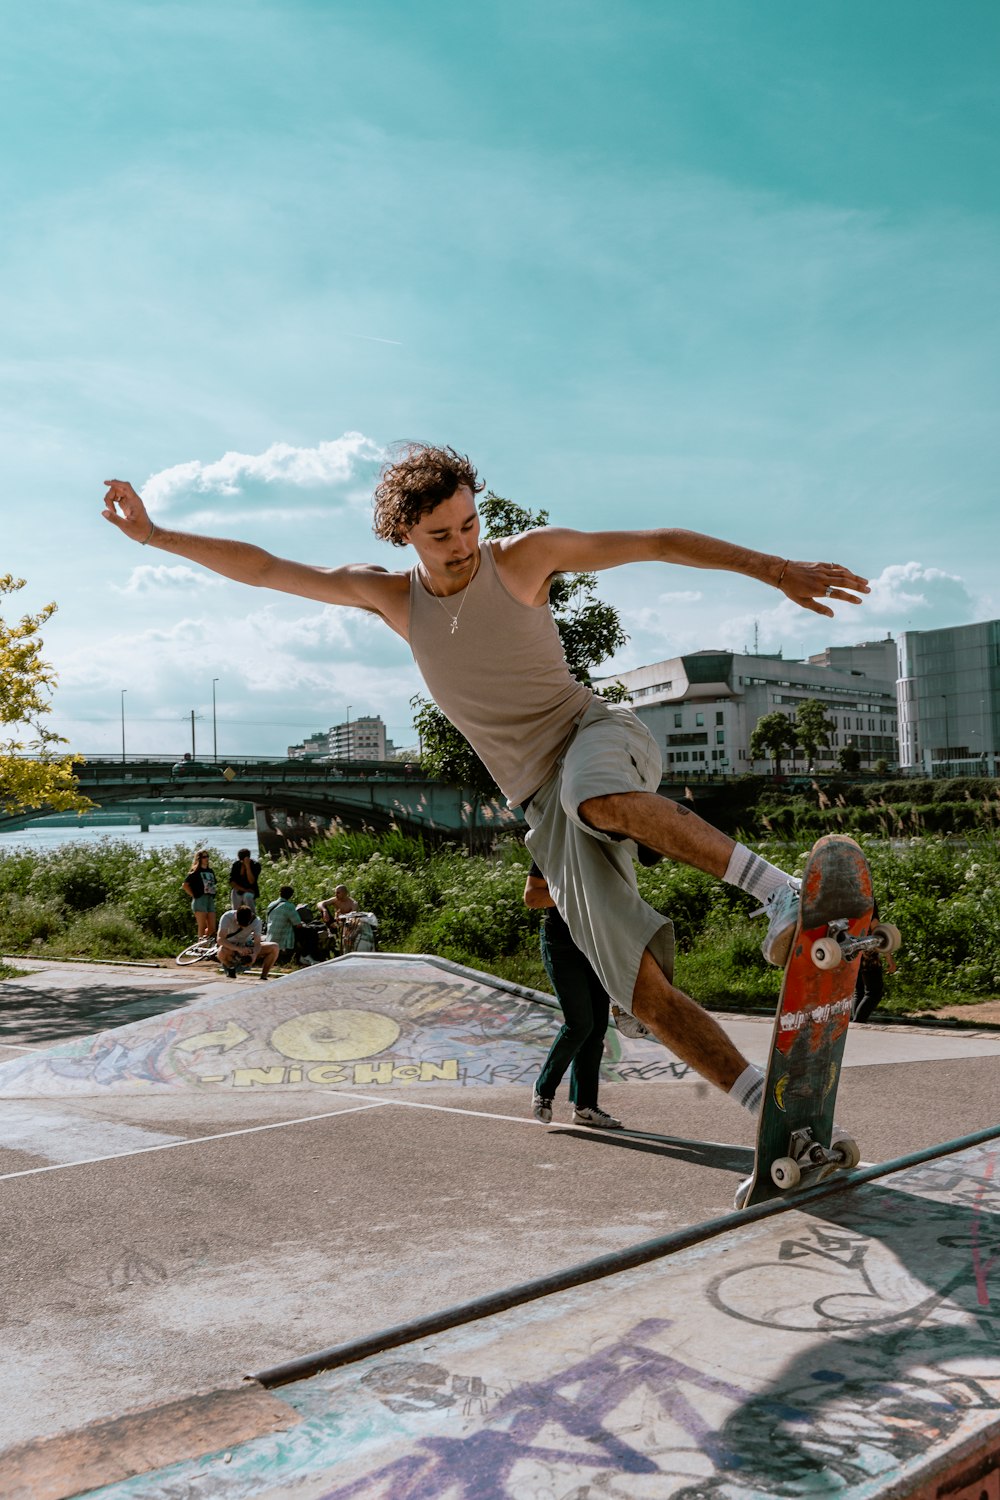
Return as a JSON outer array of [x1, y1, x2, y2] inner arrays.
[[176, 941, 217, 966]]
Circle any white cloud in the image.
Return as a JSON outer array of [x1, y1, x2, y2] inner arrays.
[[864, 562, 975, 624], [116, 564, 224, 594], [142, 433, 384, 518], [601, 559, 980, 676]]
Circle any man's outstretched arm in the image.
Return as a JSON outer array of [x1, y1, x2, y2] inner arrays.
[[505, 525, 870, 619], [101, 478, 400, 614]]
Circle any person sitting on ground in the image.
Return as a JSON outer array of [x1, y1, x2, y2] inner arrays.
[[318, 884, 358, 926], [525, 862, 623, 1130], [318, 884, 359, 952], [229, 847, 262, 912], [216, 904, 279, 980], [265, 885, 317, 967], [181, 850, 217, 942]]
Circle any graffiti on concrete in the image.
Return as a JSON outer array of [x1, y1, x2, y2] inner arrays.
[[0, 959, 689, 1096], [294, 1147, 1000, 1500]]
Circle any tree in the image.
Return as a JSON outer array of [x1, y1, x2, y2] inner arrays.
[[749, 710, 798, 776], [793, 698, 837, 768], [837, 742, 862, 775], [0, 575, 92, 816], [413, 492, 629, 794]]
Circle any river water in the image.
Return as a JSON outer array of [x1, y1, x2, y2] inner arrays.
[[0, 824, 259, 860]]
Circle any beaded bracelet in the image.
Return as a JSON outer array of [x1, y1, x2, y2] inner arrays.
[[140, 521, 156, 545]]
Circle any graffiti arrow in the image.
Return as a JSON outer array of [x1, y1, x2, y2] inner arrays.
[[176, 1021, 250, 1054]]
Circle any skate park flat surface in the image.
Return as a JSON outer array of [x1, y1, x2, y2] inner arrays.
[[1, 952, 998, 1498]]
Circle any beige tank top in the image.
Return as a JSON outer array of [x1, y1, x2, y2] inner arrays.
[[408, 541, 594, 805]]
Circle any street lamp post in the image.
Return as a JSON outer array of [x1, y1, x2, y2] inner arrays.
[[120, 689, 127, 763], [212, 678, 219, 762]]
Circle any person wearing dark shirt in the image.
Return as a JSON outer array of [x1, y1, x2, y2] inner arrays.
[[229, 848, 261, 912], [181, 850, 218, 942], [524, 862, 622, 1130]]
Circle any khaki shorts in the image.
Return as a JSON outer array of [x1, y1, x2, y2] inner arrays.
[[523, 697, 674, 1012]]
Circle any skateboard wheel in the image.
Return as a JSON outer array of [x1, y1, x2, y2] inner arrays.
[[871, 922, 901, 954], [832, 1132, 861, 1169], [770, 1156, 801, 1190], [811, 938, 843, 970]]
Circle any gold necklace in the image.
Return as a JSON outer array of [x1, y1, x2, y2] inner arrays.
[[425, 553, 480, 634]]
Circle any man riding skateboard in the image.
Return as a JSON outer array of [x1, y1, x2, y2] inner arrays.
[[102, 445, 869, 1118]]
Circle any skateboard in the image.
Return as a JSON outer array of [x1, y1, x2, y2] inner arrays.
[[734, 834, 900, 1210]]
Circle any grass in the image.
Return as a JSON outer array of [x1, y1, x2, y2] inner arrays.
[[1, 828, 999, 1016]]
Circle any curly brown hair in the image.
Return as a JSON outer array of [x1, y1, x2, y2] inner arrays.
[[372, 444, 484, 546]]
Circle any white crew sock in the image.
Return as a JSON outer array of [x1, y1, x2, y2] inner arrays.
[[724, 843, 794, 904], [730, 1063, 765, 1116]]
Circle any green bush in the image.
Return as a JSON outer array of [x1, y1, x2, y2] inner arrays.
[[61, 904, 148, 959], [412, 858, 533, 961], [26, 840, 143, 912], [0, 892, 66, 950]]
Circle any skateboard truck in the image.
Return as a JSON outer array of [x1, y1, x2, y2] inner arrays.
[[735, 1125, 861, 1207], [769, 1125, 861, 1191], [810, 919, 901, 971]]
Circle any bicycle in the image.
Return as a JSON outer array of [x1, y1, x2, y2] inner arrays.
[[175, 937, 221, 966]]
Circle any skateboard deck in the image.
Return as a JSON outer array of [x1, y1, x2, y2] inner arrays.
[[735, 835, 897, 1210]]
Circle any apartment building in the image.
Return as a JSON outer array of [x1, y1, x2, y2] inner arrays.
[[288, 714, 389, 761], [593, 639, 898, 774]]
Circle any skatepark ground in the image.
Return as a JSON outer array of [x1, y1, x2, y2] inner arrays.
[[1, 951, 998, 1499]]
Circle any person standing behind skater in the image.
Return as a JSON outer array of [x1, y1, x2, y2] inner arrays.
[[181, 850, 217, 943], [525, 862, 622, 1130], [229, 847, 261, 912]]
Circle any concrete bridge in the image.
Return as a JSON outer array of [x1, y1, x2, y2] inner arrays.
[[0, 757, 524, 847]]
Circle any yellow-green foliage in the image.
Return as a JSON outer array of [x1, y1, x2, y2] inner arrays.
[[0, 574, 91, 816]]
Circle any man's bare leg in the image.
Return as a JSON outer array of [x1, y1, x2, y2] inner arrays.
[[631, 948, 747, 1092], [580, 791, 733, 877]]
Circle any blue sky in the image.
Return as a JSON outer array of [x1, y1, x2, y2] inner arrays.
[[4, 0, 998, 758]]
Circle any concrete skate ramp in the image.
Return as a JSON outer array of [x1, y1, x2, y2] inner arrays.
[[0, 953, 676, 1099]]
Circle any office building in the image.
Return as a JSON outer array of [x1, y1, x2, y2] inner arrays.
[[593, 640, 898, 774], [897, 620, 1000, 777]]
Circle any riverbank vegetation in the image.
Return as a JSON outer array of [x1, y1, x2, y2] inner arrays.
[[1, 828, 998, 1017]]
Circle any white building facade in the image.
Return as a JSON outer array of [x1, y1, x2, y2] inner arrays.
[[288, 715, 389, 761], [594, 639, 898, 774]]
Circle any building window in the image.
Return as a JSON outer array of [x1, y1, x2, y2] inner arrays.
[[695, 712, 704, 727], [674, 713, 682, 728], [716, 711, 724, 725], [716, 730, 725, 744]]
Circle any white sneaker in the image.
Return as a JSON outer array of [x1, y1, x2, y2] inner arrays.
[[572, 1105, 623, 1130], [532, 1092, 553, 1124], [756, 881, 800, 967], [611, 1004, 653, 1040]]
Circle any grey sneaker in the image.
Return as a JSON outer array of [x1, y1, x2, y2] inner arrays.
[[756, 880, 800, 967], [611, 1003, 653, 1040], [572, 1105, 623, 1130], [531, 1092, 553, 1124]]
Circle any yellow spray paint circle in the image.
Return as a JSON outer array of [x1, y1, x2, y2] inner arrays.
[[271, 1009, 401, 1062]]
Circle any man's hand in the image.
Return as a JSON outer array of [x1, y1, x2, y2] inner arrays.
[[778, 560, 870, 618], [102, 480, 153, 544]]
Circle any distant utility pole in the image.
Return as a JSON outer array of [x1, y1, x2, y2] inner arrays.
[[120, 688, 127, 763], [212, 678, 219, 762]]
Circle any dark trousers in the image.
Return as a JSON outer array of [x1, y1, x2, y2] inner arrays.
[[535, 919, 611, 1109]]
